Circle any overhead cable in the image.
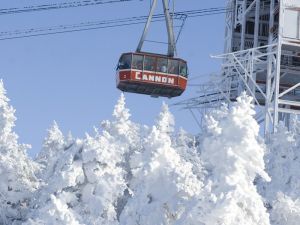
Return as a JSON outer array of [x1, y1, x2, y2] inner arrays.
[[0, 7, 232, 41], [0, 0, 137, 15]]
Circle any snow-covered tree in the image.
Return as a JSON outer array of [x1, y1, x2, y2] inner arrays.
[[260, 122, 300, 225], [120, 103, 202, 225], [0, 80, 38, 224], [155, 102, 175, 134], [172, 128, 203, 181], [191, 93, 271, 225], [101, 93, 142, 177], [101, 94, 143, 216], [261, 123, 297, 200], [24, 194, 82, 225], [27, 95, 135, 225], [271, 193, 300, 225], [27, 130, 128, 225], [101, 93, 141, 149], [26, 138, 84, 225], [71, 131, 126, 224], [36, 121, 72, 180]]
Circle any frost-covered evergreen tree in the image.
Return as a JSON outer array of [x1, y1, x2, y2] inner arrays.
[[172, 128, 203, 181], [26, 136, 84, 225], [75, 94, 140, 224], [192, 93, 271, 225], [26, 95, 134, 225], [75, 132, 126, 225], [101, 94, 143, 216], [261, 123, 297, 200], [101, 94, 142, 172], [271, 193, 300, 225], [101, 93, 141, 150], [260, 122, 300, 225], [36, 121, 71, 180], [120, 103, 202, 225], [0, 80, 38, 224], [25, 194, 83, 225], [27, 130, 128, 225]]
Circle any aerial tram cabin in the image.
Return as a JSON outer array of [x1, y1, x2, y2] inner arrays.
[[116, 0, 188, 98], [116, 52, 188, 98]]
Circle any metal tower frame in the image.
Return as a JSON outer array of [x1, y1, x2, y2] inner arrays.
[[176, 0, 300, 136]]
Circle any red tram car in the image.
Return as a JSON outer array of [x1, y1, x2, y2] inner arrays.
[[116, 52, 188, 98]]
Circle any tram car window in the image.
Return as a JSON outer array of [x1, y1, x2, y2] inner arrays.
[[132, 54, 144, 70], [179, 61, 188, 77], [157, 57, 168, 73], [118, 54, 132, 70], [132, 55, 144, 70], [144, 56, 156, 71], [168, 59, 179, 75]]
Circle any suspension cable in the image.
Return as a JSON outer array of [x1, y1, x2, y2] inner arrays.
[[0, 7, 232, 41], [0, 0, 138, 16]]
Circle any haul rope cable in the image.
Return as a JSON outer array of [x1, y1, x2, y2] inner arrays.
[[0, 8, 231, 32], [0, 7, 229, 35], [0, 7, 233, 40], [0, 0, 138, 15], [0, 10, 231, 40]]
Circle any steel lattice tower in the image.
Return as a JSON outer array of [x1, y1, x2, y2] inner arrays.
[[176, 0, 300, 136]]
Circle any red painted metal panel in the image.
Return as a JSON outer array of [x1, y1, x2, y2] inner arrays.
[[118, 69, 187, 89], [178, 76, 188, 90], [116, 68, 187, 97], [119, 70, 131, 81]]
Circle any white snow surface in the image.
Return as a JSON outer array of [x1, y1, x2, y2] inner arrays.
[[0, 80, 300, 225]]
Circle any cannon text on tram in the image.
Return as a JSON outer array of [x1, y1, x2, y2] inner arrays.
[[134, 72, 175, 85]]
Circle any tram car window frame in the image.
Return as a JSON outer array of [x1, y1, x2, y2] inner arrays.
[[118, 54, 132, 70], [168, 58, 179, 75], [179, 61, 188, 77], [144, 55, 156, 71], [157, 57, 168, 73], [132, 54, 144, 70]]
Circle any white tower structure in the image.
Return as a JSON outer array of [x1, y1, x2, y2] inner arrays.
[[177, 0, 300, 136]]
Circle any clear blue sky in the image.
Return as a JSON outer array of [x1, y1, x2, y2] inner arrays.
[[0, 0, 225, 157]]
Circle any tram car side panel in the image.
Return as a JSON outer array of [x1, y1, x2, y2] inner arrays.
[[116, 52, 188, 98]]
